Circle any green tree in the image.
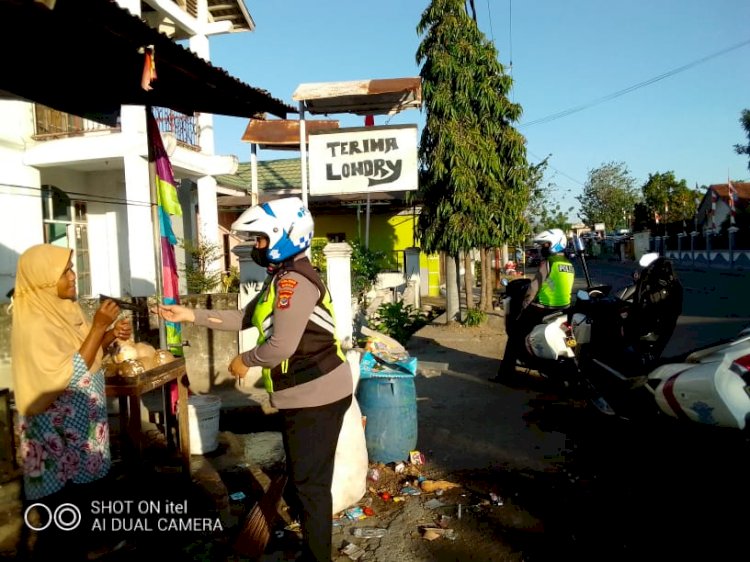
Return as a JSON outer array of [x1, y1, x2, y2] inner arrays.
[[641, 171, 700, 224], [734, 108, 750, 172], [349, 239, 385, 303], [181, 236, 223, 294], [577, 162, 639, 232], [414, 0, 529, 318]]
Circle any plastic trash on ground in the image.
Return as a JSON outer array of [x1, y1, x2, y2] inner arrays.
[[351, 526, 387, 538], [340, 542, 366, 560]]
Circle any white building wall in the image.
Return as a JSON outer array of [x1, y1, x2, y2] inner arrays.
[[0, 101, 43, 299], [123, 153, 157, 297], [0, 0, 247, 302], [36, 168, 128, 297]]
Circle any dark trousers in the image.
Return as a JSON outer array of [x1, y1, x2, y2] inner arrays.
[[499, 305, 557, 377], [279, 394, 352, 562]]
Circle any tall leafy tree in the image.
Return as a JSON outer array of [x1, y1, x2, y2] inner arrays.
[[734, 108, 750, 172], [577, 161, 639, 232], [415, 0, 529, 318], [641, 171, 700, 224]]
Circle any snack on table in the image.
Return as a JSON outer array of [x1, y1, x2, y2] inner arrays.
[[118, 358, 146, 378], [153, 349, 175, 366], [112, 339, 138, 364]]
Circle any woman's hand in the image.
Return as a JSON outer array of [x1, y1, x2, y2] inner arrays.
[[229, 354, 250, 379], [151, 304, 195, 323], [93, 300, 120, 330], [112, 318, 132, 340], [84, 300, 120, 367]]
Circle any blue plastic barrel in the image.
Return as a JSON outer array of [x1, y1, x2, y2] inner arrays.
[[356, 375, 418, 464]]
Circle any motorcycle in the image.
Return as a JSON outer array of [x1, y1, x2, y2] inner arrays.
[[570, 252, 750, 433], [644, 327, 750, 430], [568, 251, 684, 416], [507, 244, 750, 433], [502, 243, 683, 408], [499, 239, 609, 388]]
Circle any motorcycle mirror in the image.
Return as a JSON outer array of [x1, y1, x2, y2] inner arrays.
[[638, 252, 660, 268], [576, 289, 590, 301], [573, 235, 585, 253]]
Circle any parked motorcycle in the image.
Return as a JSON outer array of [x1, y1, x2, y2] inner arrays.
[[500, 275, 578, 385], [508, 245, 750, 432], [499, 237, 609, 388], [569, 251, 684, 417], [502, 243, 683, 409], [644, 328, 750, 430]]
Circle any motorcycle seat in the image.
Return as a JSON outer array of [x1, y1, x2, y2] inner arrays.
[[615, 284, 637, 301]]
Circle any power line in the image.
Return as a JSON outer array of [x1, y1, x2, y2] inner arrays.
[[521, 38, 750, 128], [508, 0, 513, 78], [484, 0, 495, 43], [1, 182, 152, 208], [527, 150, 585, 188]]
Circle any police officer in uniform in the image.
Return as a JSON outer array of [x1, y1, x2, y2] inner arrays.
[[490, 228, 575, 382], [154, 197, 351, 562]]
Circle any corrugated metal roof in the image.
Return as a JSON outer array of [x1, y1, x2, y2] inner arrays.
[[241, 119, 340, 150], [0, 0, 292, 122], [292, 77, 422, 116]]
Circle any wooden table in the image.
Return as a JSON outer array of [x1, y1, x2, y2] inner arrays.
[[106, 358, 190, 472]]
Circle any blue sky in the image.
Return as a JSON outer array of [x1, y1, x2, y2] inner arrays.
[[210, 0, 750, 221]]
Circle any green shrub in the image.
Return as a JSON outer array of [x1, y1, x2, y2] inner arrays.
[[221, 265, 240, 293], [464, 307, 486, 327], [369, 301, 431, 345], [310, 238, 328, 278], [349, 239, 385, 301]]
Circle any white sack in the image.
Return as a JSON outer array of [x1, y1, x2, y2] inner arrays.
[[331, 350, 368, 514]]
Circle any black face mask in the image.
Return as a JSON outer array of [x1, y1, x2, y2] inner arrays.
[[251, 246, 270, 268], [540, 246, 551, 259]]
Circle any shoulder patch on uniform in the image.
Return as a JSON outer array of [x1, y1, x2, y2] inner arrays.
[[277, 288, 295, 309], [278, 278, 298, 290]]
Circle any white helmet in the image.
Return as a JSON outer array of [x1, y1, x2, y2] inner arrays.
[[231, 197, 314, 263], [533, 228, 566, 254]]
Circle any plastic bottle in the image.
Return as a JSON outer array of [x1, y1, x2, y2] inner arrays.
[[352, 527, 387, 538]]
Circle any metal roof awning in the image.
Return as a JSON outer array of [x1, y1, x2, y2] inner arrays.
[[0, 0, 293, 123], [241, 119, 340, 150], [292, 77, 422, 116]]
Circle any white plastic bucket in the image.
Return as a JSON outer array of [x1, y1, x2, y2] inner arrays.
[[186, 394, 221, 454]]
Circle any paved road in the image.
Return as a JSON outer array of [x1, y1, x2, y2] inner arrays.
[[405, 260, 750, 561]]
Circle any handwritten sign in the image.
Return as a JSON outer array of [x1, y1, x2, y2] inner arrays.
[[308, 125, 418, 195]]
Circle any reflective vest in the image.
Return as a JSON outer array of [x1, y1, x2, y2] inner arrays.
[[536, 255, 575, 307], [249, 258, 345, 393]]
